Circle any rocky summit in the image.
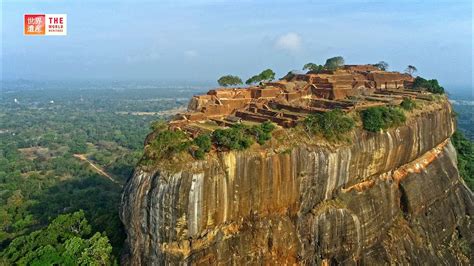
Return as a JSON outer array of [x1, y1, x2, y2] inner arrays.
[[120, 65, 473, 265]]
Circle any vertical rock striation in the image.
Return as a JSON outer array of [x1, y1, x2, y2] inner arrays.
[[120, 101, 473, 265]]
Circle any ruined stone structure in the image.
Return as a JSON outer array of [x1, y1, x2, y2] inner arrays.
[[171, 65, 415, 132], [120, 65, 473, 265]]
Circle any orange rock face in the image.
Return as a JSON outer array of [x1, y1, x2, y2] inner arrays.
[[119, 65, 472, 265], [120, 99, 473, 265]]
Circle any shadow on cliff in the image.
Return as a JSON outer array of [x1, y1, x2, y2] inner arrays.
[[28, 174, 126, 256]]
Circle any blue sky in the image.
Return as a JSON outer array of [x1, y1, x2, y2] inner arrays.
[[1, 0, 472, 89]]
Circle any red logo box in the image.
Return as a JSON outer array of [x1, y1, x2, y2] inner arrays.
[[24, 14, 46, 35]]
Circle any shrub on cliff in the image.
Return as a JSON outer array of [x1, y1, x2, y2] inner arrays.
[[217, 75, 243, 87], [400, 98, 416, 110], [212, 122, 276, 150], [303, 109, 355, 141], [451, 131, 474, 190], [150, 120, 167, 132], [249, 121, 276, 145], [193, 134, 212, 159], [213, 124, 253, 150], [361, 106, 406, 132], [412, 76, 445, 94], [149, 129, 190, 159]]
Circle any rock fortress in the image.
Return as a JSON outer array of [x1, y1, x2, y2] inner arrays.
[[170, 64, 419, 133], [120, 63, 473, 265]]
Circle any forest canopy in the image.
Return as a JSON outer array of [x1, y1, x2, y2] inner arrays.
[[0, 211, 113, 265]]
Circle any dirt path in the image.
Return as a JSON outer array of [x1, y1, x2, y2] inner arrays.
[[73, 154, 121, 185]]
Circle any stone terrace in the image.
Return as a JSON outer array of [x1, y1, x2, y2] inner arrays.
[[169, 65, 429, 134]]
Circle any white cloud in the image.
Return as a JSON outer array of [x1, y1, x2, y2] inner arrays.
[[184, 50, 198, 57], [274, 32, 302, 52]]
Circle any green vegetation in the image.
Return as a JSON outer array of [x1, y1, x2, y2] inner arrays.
[[249, 121, 276, 145], [412, 76, 445, 94], [0, 78, 471, 263], [148, 121, 214, 160], [303, 109, 355, 141], [213, 121, 276, 150], [303, 57, 346, 73], [213, 124, 254, 150], [0, 211, 113, 265], [405, 65, 417, 75], [400, 98, 417, 110], [217, 75, 243, 87], [245, 69, 276, 85], [302, 63, 325, 73], [324, 56, 345, 71], [148, 127, 190, 160], [361, 106, 406, 132], [451, 131, 474, 190], [146, 121, 276, 158], [0, 82, 193, 262], [452, 97, 474, 140], [193, 134, 212, 159], [373, 61, 389, 71]]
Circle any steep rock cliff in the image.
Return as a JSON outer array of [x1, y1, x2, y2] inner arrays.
[[120, 100, 473, 265]]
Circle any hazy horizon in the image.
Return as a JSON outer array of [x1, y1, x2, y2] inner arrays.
[[1, 0, 473, 89]]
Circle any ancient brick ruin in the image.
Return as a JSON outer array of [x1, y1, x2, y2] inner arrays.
[[170, 65, 425, 134]]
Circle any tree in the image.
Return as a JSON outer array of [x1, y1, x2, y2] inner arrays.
[[405, 65, 417, 75], [249, 121, 276, 145], [303, 109, 355, 141], [413, 77, 444, 94], [373, 61, 389, 71], [303, 63, 325, 73], [451, 131, 474, 190], [412, 76, 444, 94], [361, 106, 406, 132], [77, 233, 113, 265], [68, 139, 87, 154], [245, 69, 276, 85], [324, 56, 345, 71], [400, 98, 416, 110], [150, 120, 167, 131], [148, 129, 190, 160], [193, 134, 212, 159], [0, 210, 114, 265], [213, 124, 253, 150], [217, 75, 243, 87]]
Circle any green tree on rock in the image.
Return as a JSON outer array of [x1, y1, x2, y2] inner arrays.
[[324, 56, 345, 71], [148, 129, 190, 160], [193, 134, 212, 159], [361, 106, 406, 132], [303, 109, 355, 141], [217, 75, 243, 87], [245, 69, 276, 85], [412, 76, 445, 94], [303, 63, 325, 73], [405, 65, 418, 75], [150, 120, 168, 132], [213, 124, 253, 150], [249, 121, 276, 145], [373, 61, 389, 71]]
